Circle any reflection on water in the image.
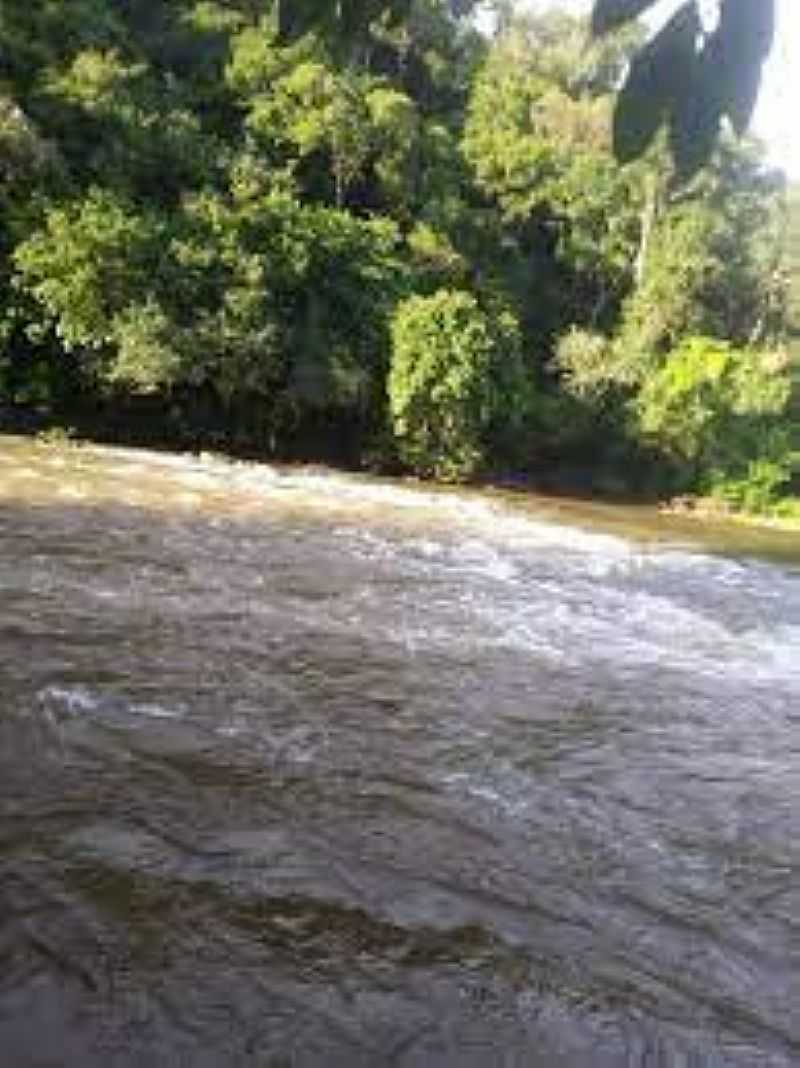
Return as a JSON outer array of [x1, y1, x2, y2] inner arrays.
[[1, 436, 798, 1065]]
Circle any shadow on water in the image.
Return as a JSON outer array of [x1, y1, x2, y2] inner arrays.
[[1, 437, 798, 1065]]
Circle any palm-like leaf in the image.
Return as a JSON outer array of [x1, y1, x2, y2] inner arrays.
[[590, 0, 661, 37], [593, 0, 775, 179]]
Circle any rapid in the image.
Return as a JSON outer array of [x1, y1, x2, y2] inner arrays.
[[1, 436, 798, 1066]]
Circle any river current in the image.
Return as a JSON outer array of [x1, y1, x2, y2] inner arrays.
[[0, 436, 798, 1066]]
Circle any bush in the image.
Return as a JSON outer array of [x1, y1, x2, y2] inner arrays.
[[108, 300, 181, 392], [711, 455, 796, 515], [14, 189, 163, 355], [555, 327, 614, 399], [635, 336, 794, 505], [388, 289, 532, 481]]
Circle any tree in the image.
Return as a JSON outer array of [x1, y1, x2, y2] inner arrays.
[[0, 0, 794, 512], [784, 186, 800, 358], [275, 0, 480, 58], [13, 189, 166, 359], [462, 11, 645, 336], [272, 0, 776, 182]]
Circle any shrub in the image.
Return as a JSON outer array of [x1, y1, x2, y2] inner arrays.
[[710, 457, 793, 515], [555, 327, 614, 399], [14, 189, 162, 354], [108, 300, 181, 392], [635, 336, 794, 504], [388, 289, 531, 480]]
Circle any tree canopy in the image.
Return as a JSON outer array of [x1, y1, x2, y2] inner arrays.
[[0, 0, 796, 512]]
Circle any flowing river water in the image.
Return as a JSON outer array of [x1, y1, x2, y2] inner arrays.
[[0, 435, 798, 1066]]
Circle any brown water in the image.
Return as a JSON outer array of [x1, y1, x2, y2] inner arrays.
[[1, 436, 798, 1066]]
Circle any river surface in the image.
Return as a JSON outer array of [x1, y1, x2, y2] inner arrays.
[[1, 436, 798, 1067]]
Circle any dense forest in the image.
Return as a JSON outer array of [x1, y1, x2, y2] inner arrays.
[[0, 0, 797, 512]]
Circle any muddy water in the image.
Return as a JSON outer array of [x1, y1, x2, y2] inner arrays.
[[1, 437, 798, 1066]]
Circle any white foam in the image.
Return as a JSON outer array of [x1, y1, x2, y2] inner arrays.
[[37, 686, 186, 723], [38, 685, 101, 714], [128, 702, 183, 720]]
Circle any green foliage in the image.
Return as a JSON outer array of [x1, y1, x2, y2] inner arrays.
[[0, 0, 794, 516], [635, 336, 793, 494], [462, 14, 636, 223], [711, 457, 795, 515], [388, 289, 530, 480], [462, 13, 644, 335], [14, 189, 164, 356], [784, 186, 800, 353], [610, 142, 783, 383], [108, 300, 181, 393], [172, 186, 406, 436], [615, 202, 718, 375], [366, 87, 420, 217], [276, 0, 414, 52], [229, 27, 421, 212], [406, 223, 468, 290], [35, 424, 80, 448], [555, 328, 615, 400], [0, 97, 58, 202]]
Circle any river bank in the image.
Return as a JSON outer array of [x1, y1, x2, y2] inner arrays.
[[658, 494, 800, 531], [4, 389, 798, 533]]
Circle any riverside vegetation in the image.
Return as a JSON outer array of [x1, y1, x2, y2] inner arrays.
[[1, 1, 798, 517]]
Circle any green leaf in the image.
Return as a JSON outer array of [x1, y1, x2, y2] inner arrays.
[[707, 0, 775, 135], [613, 0, 700, 164], [603, 0, 774, 177], [667, 0, 774, 180], [669, 66, 723, 183]]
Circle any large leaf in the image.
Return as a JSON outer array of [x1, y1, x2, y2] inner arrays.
[[597, 0, 775, 178], [613, 0, 700, 164], [670, 0, 775, 180], [668, 56, 724, 182], [590, 0, 660, 37], [707, 0, 775, 135]]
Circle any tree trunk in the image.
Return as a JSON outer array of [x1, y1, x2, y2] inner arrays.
[[635, 172, 658, 288]]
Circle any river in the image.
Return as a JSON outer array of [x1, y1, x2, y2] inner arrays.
[[1, 435, 798, 1066]]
